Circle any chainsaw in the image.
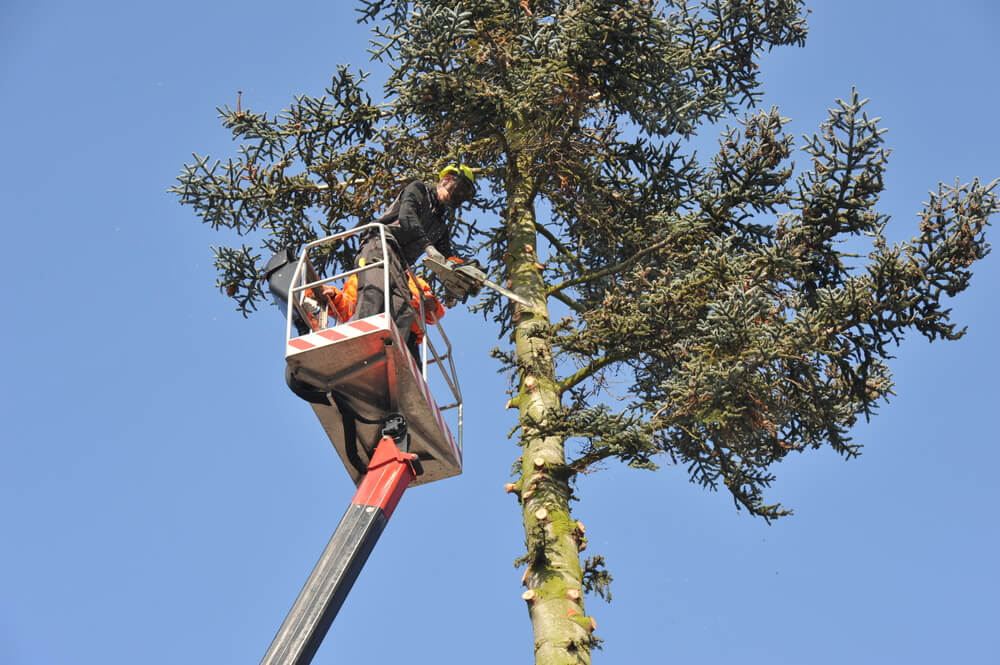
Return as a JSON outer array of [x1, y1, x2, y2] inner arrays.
[[422, 256, 532, 307]]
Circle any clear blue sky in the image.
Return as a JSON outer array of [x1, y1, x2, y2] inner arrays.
[[1, 2, 997, 664]]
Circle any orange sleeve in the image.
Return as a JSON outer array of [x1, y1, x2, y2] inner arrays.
[[335, 275, 358, 321], [410, 275, 445, 323]]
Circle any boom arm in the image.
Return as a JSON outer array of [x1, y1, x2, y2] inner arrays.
[[259, 417, 419, 665]]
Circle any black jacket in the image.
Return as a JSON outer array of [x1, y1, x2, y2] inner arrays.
[[374, 180, 454, 265]]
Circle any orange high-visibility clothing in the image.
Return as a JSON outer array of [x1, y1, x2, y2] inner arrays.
[[305, 274, 443, 343]]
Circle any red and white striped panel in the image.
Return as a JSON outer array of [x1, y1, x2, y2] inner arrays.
[[285, 313, 389, 357]]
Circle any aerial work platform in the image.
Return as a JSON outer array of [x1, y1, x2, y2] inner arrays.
[[272, 224, 464, 487], [258, 225, 466, 665]]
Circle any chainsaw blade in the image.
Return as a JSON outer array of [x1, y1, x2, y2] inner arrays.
[[422, 257, 532, 307]]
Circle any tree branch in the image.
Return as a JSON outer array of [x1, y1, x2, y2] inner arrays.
[[546, 234, 672, 297], [535, 221, 585, 274], [549, 289, 586, 313], [558, 353, 618, 396], [568, 446, 615, 474]]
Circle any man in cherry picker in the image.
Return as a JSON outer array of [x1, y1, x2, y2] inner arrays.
[[356, 164, 477, 356]]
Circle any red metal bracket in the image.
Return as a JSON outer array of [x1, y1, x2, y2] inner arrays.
[[350, 436, 417, 519]]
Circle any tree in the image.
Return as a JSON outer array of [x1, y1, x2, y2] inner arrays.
[[171, 2, 995, 663]]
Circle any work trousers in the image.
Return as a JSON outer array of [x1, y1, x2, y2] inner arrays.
[[355, 235, 417, 352]]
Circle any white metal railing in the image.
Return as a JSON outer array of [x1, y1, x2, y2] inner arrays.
[[284, 224, 463, 447]]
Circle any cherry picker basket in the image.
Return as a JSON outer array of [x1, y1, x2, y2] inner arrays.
[[271, 224, 463, 487]]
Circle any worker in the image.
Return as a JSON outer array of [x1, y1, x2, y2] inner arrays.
[[355, 164, 477, 355]]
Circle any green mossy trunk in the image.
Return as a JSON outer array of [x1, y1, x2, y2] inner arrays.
[[506, 159, 594, 665]]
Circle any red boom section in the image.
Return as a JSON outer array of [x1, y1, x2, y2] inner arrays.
[[350, 437, 418, 518], [259, 435, 418, 665]]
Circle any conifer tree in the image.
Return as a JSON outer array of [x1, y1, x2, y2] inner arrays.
[[172, 2, 995, 663]]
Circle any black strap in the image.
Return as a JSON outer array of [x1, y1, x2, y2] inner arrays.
[[327, 392, 370, 477], [284, 368, 377, 477]]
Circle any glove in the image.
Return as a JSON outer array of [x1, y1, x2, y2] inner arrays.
[[424, 244, 446, 264]]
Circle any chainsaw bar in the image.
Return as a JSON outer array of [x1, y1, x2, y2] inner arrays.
[[422, 257, 532, 307]]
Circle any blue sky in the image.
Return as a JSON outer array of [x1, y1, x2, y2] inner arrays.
[[1, 2, 998, 664]]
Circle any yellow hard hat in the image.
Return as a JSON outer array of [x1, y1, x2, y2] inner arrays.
[[438, 163, 475, 189]]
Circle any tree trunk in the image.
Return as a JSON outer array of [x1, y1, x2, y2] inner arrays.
[[507, 160, 594, 665]]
